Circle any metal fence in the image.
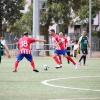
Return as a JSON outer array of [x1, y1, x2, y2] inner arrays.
[[6, 42, 100, 58]]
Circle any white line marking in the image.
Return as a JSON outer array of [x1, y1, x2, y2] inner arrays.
[[49, 97, 100, 100], [41, 76, 100, 92]]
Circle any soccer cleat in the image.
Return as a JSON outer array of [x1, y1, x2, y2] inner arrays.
[[79, 62, 81, 66], [84, 64, 88, 66], [13, 70, 17, 72], [33, 69, 39, 72], [55, 64, 62, 69], [74, 64, 77, 69]]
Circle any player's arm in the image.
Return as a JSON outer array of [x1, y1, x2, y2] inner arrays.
[[3, 44, 11, 58], [87, 42, 91, 50], [35, 39, 46, 42]]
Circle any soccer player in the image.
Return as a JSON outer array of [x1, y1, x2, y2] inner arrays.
[[13, 32, 46, 72], [49, 29, 77, 69], [78, 30, 91, 66], [0, 40, 11, 63]]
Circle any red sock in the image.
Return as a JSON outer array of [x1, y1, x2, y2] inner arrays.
[[30, 60, 35, 69], [53, 56, 60, 65], [66, 56, 76, 65], [14, 61, 19, 70], [58, 55, 62, 64]]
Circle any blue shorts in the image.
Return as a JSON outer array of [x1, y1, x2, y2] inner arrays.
[[16, 54, 33, 61], [54, 49, 66, 55]]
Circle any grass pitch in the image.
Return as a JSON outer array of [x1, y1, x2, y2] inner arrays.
[[0, 57, 100, 100]]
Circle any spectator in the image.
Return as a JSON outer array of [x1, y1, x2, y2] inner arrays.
[[71, 36, 79, 58], [13, 36, 19, 49]]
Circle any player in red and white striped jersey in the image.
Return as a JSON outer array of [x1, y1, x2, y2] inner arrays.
[[13, 32, 46, 72], [49, 29, 77, 69]]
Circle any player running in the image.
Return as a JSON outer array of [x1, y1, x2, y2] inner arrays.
[[49, 29, 77, 69], [78, 30, 91, 66], [13, 32, 46, 72]]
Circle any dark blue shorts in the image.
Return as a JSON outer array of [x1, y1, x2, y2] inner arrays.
[[54, 49, 66, 55], [16, 54, 33, 61]]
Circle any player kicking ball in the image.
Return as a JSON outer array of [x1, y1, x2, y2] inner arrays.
[[49, 29, 77, 69], [13, 32, 46, 72]]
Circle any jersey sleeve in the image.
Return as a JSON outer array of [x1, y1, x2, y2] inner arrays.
[[1, 42, 4, 46], [86, 36, 89, 42], [65, 38, 68, 43], [79, 36, 83, 42], [30, 38, 36, 43]]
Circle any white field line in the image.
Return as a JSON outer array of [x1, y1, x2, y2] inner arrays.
[[41, 76, 100, 92]]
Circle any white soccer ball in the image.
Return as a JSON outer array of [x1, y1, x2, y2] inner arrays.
[[43, 64, 49, 70]]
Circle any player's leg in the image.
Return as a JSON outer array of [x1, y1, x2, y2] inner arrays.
[[83, 49, 88, 66], [53, 50, 61, 68], [25, 54, 39, 72], [66, 47, 70, 64], [58, 55, 62, 64], [64, 50, 77, 69], [13, 54, 24, 72], [0, 56, 1, 63], [79, 49, 84, 65]]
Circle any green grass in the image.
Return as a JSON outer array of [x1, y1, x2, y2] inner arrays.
[[0, 57, 100, 100]]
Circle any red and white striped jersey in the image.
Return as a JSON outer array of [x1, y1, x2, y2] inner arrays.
[[17, 36, 36, 54], [52, 34, 67, 50]]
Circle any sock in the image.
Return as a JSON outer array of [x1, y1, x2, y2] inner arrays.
[[58, 55, 62, 64], [30, 60, 35, 69], [0, 56, 1, 63], [79, 55, 84, 62], [67, 59, 70, 64], [83, 56, 86, 65], [66, 56, 76, 65], [53, 56, 60, 65], [14, 61, 19, 70]]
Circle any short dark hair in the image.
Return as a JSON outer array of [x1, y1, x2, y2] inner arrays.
[[50, 29, 55, 33], [83, 30, 87, 32], [23, 32, 28, 35]]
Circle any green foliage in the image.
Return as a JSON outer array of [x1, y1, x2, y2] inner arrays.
[[40, 0, 72, 32], [73, 0, 100, 25], [6, 3, 33, 34], [1, 0, 25, 24], [0, 0, 25, 36], [92, 30, 100, 38]]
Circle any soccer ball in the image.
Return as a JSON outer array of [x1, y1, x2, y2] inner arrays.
[[43, 64, 49, 70]]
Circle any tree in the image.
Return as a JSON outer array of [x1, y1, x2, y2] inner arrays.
[[72, 0, 100, 25], [8, 4, 33, 34], [40, 0, 72, 55], [0, 0, 25, 36]]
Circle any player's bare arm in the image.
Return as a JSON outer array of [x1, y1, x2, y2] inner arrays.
[[3, 45, 11, 58], [35, 39, 47, 42], [87, 42, 91, 50]]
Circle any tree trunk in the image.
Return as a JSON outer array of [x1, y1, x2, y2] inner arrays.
[[0, 15, 2, 37]]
